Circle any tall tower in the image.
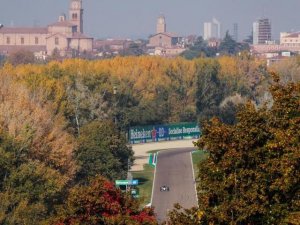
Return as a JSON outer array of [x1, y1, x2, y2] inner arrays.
[[233, 23, 238, 41], [69, 0, 83, 33], [157, 14, 166, 34]]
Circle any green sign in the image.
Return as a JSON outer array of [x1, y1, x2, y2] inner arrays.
[[168, 123, 200, 140], [115, 180, 139, 186], [115, 180, 130, 185]]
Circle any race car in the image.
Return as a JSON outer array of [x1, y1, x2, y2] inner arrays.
[[160, 185, 170, 192]]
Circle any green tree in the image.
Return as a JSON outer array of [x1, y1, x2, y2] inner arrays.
[[181, 36, 217, 59], [7, 49, 36, 65], [243, 32, 253, 45], [47, 48, 62, 62], [0, 161, 66, 225], [122, 42, 145, 56], [75, 120, 134, 182], [0, 132, 18, 191], [0, 54, 6, 66], [195, 59, 224, 121], [219, 31, 249, 55], [65, 76, 110, 136]]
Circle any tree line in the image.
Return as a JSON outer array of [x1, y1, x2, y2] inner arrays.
[[0, 55, 299, 224]]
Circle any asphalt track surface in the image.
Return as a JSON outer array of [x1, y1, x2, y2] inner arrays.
[[151, 148, 198, 223]]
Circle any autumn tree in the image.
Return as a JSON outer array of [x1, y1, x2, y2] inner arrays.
[[0, 72, 76, 177], [54, 176, 157, 225], [166, 204, 205, 225], [168, 76, 300, 224], [2, 56, 259, 128], [0, 69, 77, 224], [270, 56, 300, 83]]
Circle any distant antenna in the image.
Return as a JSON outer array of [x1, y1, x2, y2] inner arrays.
[[233, 23, 238, 42]]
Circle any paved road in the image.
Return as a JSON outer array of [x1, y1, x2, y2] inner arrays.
[[130, 139, 197, 171], [151, 148, 198, 223]]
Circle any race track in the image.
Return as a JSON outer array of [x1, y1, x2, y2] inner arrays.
[[151, 148, 198, 223]]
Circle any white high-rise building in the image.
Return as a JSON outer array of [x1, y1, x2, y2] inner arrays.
[[203, 18, 221, 40], [253, 18, 271, 45]]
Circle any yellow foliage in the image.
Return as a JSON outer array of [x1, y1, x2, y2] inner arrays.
[[0, 72, 76, 179], [0, 55, 264, 125]]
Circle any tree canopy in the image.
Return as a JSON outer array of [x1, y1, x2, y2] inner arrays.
[[168, 76, 300, 224], [76, 120, 134, 182]]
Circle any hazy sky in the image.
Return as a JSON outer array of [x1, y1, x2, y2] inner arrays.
[[1, 0, 300, 40]]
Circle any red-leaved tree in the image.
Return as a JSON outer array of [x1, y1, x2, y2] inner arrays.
[[55, 176, 157, 225]]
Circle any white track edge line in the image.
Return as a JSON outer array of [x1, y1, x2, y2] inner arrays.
[[190, 152, 199, 206], [150, 152, 158, 206]]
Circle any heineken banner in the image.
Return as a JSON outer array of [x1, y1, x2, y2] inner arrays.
[[129, 123, 200, 144]]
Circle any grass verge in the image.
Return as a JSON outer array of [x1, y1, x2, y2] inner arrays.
[[192, 150, 208, 178], [131, 164, 155, 206]]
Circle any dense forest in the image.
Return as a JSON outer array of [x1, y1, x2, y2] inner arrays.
[[0, 54, 299, 224], [0, 54, 273, 128]]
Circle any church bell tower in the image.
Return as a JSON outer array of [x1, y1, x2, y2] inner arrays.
[[69, 0, 83, 33], [157, 14, 166, 34]]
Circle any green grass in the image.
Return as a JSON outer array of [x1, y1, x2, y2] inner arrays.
[[132, 164, 155, 206], [192, 150, 208, 178], [131, 150, 163, 206]]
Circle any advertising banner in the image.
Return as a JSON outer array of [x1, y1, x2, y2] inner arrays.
[[129, 123, 200, 144]]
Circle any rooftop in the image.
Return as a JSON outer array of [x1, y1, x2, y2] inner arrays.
[[0, 27, 48, 34], [48, 21, 75, 27], [284, 32, 300, 38], [151, 32, 181, 38], [71, 32, 93, 39]]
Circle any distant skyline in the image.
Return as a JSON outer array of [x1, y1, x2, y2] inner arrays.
[[1, 0, 300, 41]]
